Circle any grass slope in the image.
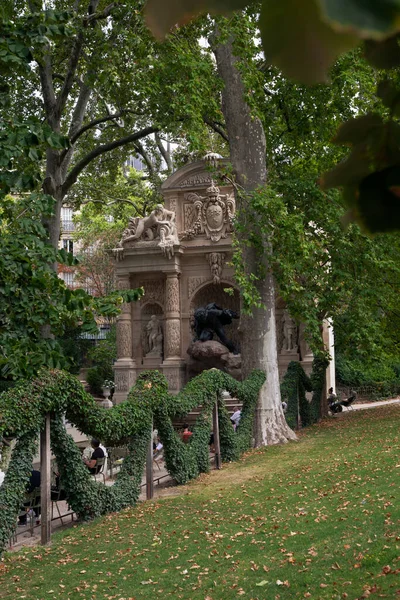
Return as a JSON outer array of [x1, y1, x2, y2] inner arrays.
[[1, 405, 399, 600]]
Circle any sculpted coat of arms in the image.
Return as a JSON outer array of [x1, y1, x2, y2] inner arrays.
[[181, 182, 235, 243]]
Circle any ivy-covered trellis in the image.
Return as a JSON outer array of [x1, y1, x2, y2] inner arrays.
[[281, 357, 329, 429], [0, 367, 265, 556]]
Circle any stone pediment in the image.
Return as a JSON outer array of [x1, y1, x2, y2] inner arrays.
[[161, 160, 228, 191]]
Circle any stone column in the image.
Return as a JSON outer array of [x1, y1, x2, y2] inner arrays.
[[113, 274, 136, 404], [162, 272, 184, 392]]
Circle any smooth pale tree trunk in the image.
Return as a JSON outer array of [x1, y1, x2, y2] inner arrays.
[[212, 35, 296, 445]]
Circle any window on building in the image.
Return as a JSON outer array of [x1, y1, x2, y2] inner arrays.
[[63, 239, 74, 254], [61, 207, 74, 232], [60, 271, 75, 287]]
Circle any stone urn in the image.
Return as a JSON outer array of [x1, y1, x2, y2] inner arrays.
[[101, 385, 113, 409]]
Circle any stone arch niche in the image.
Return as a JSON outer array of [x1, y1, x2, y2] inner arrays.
[[140, 302, 164, 367], [189, 282, 240, 352], [112, 158, 331, 402]]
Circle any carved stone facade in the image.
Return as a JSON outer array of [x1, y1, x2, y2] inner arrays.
[[115, 370, 129, 393], [181, 183, 235, 242], [165, 275, 180, 314], [117, 322, 133, 359], [139, 280, 165, 307], [112, 158, 325, 401], [188, 276, 208, 298], [165, 319, 181, 358], [207, 252, 225, 284], [114, 204, 179, 261]]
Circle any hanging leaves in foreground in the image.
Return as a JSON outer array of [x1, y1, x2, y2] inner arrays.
[[321, 113, 400, 232], [145, 0, 400, 83]]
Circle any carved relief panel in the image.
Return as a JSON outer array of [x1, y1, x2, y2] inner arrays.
[[188, 276, 208, 298], [116, 321, 132, 359], [165, 319, 181, 358], [115, 370, 129, 393], [207, 252, 225, 284], [163, 369, 181, 390], [180, 183, 235, 242], [165, 276, 180, 314], [139, 279, 165, 308]]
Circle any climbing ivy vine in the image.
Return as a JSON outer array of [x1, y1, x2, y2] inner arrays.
[[0, 367, 265, 555]]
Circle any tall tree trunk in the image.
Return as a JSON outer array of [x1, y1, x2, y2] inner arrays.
[[212, 34, 296, 445]]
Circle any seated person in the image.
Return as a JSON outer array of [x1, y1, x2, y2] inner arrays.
[[19, 469, 41, 525], [327, 387, 337, 408], [83, 439, 104, 474], [230, 407, 242, 430], [209, 432, 215, 453], [181, 423, 193, 444], [153, 438, 164, 462]]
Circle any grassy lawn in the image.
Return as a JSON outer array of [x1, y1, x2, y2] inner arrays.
[[1, 405, 399, 600]]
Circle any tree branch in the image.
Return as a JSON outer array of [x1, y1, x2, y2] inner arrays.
[[203, 116, 229, 142], [133, 140, 155, 176], [84, 3, 117, 25], [62, 126, 159, 195], [55, 0, 102, 118], [155, 132, 173, 173], [61, 112, 124, 164], [60, 82, 93, 179], [55, 30, 85, 119], [80, 197, 146, 215]]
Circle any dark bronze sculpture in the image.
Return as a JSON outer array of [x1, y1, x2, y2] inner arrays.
[[193, 303, 239, 354]]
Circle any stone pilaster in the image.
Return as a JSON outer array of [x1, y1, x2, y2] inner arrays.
[[164, 273, 181, 359], [114, 274, 136, 404], [162, 272, 184, 392]]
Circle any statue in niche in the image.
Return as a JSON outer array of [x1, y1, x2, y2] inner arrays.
[[193, 303, 239, 354], [146, 315, 163, 356], [114, 204, 178, 260], [282, 310, 297, 352], [181, 182, 235, 242], [207, 252, 225, 285]]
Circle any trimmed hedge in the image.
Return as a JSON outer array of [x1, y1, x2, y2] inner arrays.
[[0, 367, 265, 556]]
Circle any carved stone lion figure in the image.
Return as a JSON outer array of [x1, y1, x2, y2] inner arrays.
[[193, 302, 239, 354]]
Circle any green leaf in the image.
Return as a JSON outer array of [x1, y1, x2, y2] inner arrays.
[[356, 165, 400, 232], [319, 0, 400, 39], [376, 79, 400, 116], [332, 114, 383, 145], [144, 0, 248, 39], [364, 34, 400, 69], [259, 0, 358, 84], [321, 144, 374, 189]]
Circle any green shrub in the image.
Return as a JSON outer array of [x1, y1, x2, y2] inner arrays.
[[336, 354, 399, 386], [86, 367, 107, 395], [86, 326, 116, 394], [281, 362, 313, 429], [310, 356, 329, 422], [0, 380, 15, 395]]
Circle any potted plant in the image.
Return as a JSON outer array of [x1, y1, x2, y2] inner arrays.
[[102, 379, 115, 399]]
